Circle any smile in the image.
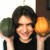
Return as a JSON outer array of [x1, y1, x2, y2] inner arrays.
[[21, 33, 29, 36]]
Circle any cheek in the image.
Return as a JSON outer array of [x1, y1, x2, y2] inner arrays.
[[28, 26, 33, 31], [27, 27, 34, 36], [16, 27, 22, 33]]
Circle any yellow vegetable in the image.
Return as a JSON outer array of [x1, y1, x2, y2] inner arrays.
[[35, 17, 49, 34]]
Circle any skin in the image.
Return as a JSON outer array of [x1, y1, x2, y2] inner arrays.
[[0, 31, 14, 50], [16, 15, 34, 43]]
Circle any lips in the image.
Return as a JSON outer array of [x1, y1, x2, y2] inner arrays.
[[21, 32, 29, 37]]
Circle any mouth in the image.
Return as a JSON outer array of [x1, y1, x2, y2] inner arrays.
[[21, 33, 29, 36]]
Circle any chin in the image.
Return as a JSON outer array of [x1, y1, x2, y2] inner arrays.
[[21, 37, 29, 40]]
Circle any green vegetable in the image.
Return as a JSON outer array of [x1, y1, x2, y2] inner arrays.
[[1, 17, 14, 37], [0, 22, 1, 31]]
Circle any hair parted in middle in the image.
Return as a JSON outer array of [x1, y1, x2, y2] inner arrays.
[[12, 5, 37, 29]]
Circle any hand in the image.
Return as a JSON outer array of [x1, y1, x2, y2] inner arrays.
[[0, 32, 14, 50]]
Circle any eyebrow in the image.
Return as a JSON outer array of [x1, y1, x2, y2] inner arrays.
[[27, 23, 33, 25]]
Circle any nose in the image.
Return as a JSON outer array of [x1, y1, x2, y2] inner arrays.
[[23, 26, 27, 33]]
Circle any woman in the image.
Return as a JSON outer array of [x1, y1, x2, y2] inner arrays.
[[1, 5, 37, 50]]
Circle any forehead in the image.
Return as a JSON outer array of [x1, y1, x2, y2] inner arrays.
[[18, 15, 32, 24]]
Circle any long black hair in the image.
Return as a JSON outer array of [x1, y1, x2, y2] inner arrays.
[[12, 5, 37, 38]]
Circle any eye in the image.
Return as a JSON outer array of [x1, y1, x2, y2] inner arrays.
[[27, 23, 32, 26], [18, 24, 22, 26], [17, 23, 23, 28]]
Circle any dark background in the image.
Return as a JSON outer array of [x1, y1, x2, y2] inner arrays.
[[36, 0, 50, 20]]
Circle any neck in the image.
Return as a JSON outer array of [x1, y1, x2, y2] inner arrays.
[[19, 38, 32, 43]]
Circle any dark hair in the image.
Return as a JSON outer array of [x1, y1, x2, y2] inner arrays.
[[12, 5, 37, 38], [12, 5, 37, 28]]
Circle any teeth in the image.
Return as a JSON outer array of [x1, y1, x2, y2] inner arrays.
[[22, 33, 27, 35], [24, 32, 28, 34], [24, 33, 27, 34], [21, 32, 28, 35]]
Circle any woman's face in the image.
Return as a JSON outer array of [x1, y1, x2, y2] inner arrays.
[[16, 15, 34, 40]]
